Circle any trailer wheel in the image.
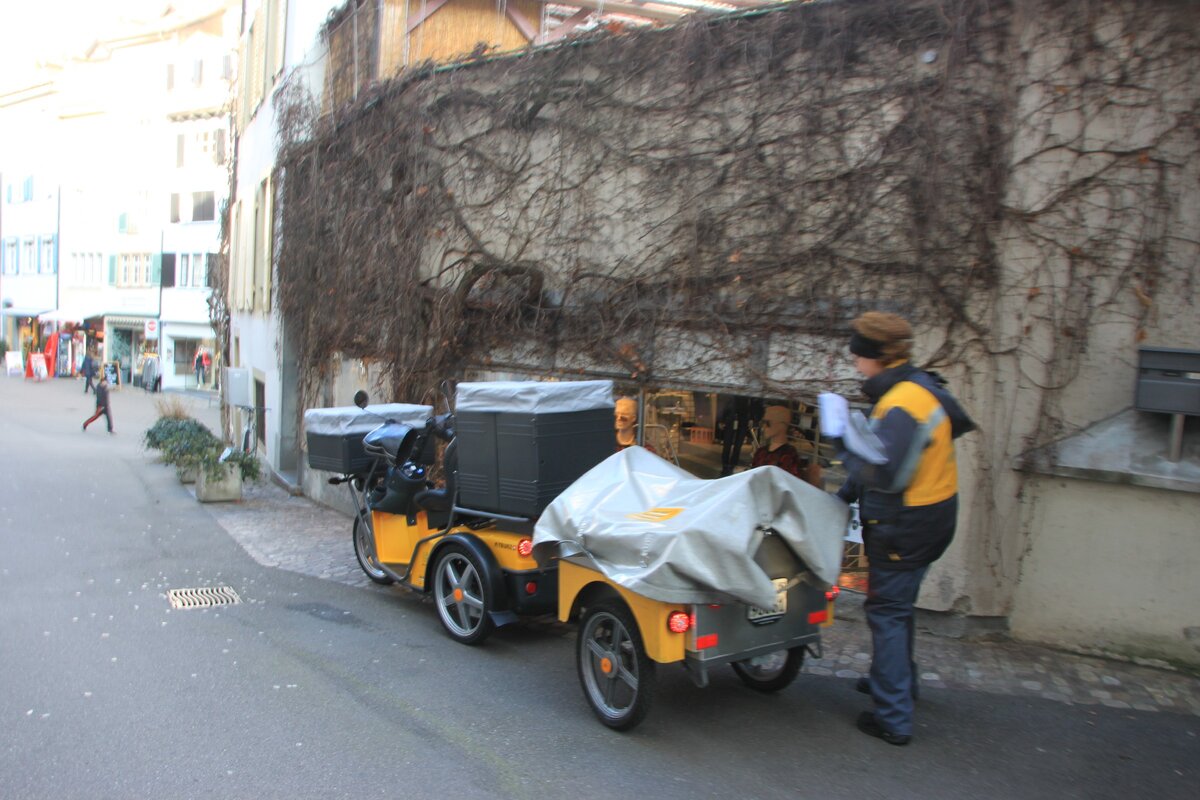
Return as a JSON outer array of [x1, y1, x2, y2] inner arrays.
[[353, 515, 394, 585], [433, 544, 495, 645], [577, 601, 655, 731], [731, 647, 804, 693]]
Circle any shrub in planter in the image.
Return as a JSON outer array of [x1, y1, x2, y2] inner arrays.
[[194, 447, 261, 503]]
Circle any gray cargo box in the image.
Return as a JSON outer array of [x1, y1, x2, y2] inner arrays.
[[304, 403, 432, 473], [455, 381, 614, 518]]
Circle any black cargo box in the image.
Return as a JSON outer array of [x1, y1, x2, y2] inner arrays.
[[452, 380, 615, 519]]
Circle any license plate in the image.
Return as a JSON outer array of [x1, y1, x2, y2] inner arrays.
[[747, 578, 788, 624]]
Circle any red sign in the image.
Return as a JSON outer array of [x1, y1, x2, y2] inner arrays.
[[144, 319, 158, 336]]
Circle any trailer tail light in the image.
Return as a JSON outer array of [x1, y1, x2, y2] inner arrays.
[[808, 610, 828, 625], [825, 586, 840, 602], [667, 611, 691, 633], [695, 633, 718, 650], [524, 581, 538, 595], [517, 539, 533, 558]]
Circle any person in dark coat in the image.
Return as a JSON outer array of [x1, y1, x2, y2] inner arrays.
[[80, 352, 97, 394], [832, 311, 974, 746], [82, 375, 114, 434]]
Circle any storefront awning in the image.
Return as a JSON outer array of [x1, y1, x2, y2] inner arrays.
[[1, 306, 52, 318], [39, 307, 106, 323]]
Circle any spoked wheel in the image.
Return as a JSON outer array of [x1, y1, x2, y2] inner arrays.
[[731, 647, 804, 692], [433, 545, 495, 645], [577, 601, 655, 731], [352, 514, 393, 585]]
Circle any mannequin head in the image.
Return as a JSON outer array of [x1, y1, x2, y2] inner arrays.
[[761, 405, 791, 448], [615, 397, 638, 446]]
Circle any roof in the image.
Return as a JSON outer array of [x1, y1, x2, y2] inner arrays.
[[542, 0, 808, 36]]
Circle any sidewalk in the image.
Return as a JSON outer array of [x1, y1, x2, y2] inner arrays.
[[13, 374, 1198, 717]]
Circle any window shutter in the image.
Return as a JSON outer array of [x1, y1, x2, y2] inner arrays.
[[170, 193, 180, 223], [215, 128, 227, 165], [150, 253, 162, 285], [177, 134, 185, 168], [167, 63, 174, 90], [206, 253, 217, 288], [161, 253, 176, 287], [108, 255, 117, 285]]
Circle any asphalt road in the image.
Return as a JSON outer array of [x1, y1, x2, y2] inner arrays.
[[0, 376, 1196, 799]]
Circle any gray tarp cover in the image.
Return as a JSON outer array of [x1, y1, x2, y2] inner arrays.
[[533, 447, 850, 609], [303, 404, 432, 436]]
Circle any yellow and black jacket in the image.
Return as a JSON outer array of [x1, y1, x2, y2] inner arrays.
[[836, 362, 975, 570]]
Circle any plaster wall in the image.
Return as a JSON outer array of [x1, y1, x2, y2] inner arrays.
[[1010, 476, 1200, 667]]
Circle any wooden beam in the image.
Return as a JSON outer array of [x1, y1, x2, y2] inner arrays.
[[541, 8, 592, 43], [407, 0, 452, 34], [505, 5, 539, 42], [535, 0, 686, 24]]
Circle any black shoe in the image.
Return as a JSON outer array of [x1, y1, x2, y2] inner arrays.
[[856, 711, 910, 746], [856, 676, 920, 701], [82, 423, 87, 432]]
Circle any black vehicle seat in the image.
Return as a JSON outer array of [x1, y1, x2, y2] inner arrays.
[[363, 424, 418, 465], [415, 439, 457, 513]]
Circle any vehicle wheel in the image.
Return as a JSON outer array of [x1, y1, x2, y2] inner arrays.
[[353, 515, 393, 586], [731, 647, 804, 693], [577, 601, 656, 731], [433, 544, 495, 645]]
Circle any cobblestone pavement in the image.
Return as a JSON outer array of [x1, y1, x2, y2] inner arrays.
[[202, 478, 1200, 718]]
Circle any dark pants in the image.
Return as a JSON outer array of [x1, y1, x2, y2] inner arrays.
[[864, 564, 929, 736], [720, 422, 751, 475], [84, 375, 95, 393], [84, 405, 113, 433]]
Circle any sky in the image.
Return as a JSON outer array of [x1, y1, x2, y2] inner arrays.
[[0, 1, 186, 83]]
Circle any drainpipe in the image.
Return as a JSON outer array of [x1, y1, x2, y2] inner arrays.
[[158, 228, 165, 386]]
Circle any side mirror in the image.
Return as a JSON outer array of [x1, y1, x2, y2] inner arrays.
[[353, 390, 369, 409]]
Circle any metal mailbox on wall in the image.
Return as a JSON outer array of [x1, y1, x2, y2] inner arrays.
[[1134, 347, 1200, 416]]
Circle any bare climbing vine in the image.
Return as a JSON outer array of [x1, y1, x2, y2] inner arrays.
[[236, 0, 1199, 607]]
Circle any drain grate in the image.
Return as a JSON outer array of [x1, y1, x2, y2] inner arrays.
[[166, 586, 242, 610]]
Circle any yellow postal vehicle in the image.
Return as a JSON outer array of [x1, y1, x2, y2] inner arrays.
[[304, 381, 616, 644]]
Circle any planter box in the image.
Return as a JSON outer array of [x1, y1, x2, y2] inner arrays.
[[176, 466, 197, 484], [196, 463, 242, 502]]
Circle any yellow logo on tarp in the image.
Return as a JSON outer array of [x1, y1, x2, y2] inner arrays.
[[626, 507, 684, 522]]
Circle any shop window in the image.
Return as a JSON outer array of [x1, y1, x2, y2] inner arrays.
[[174, 339, 199, 370]]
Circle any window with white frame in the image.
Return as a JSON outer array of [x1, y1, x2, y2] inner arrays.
[[22, 239, 35, 273], [121, 254, 131, 285], [179, 253, 191, 287], [3, 239, 17, 274], [192, 253, 205, 286], [192, 191, 215, 222], [40, 237, 55, 274]]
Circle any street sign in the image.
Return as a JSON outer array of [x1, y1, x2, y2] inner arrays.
[[145, 319, 159, 336]]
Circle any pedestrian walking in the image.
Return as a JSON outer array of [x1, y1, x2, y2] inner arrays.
[[81, 352, 97, 394], [831, 311, 974, 746], [194, 349, 206, 387], [82, 374, 114, 434], [201, 348, 212, 387]]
